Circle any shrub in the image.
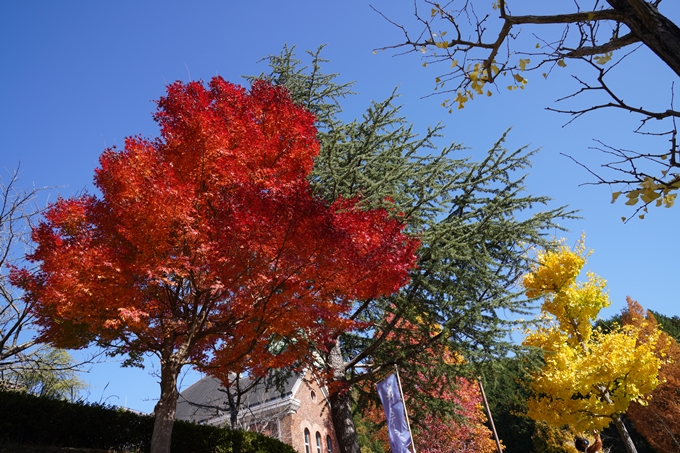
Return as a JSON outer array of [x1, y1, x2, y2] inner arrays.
[[0, 390, 295, 453]]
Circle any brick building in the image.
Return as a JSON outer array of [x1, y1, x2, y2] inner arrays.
[[176, 371, 339, 453]]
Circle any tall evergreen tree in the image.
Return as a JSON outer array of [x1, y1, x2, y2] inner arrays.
[[249, 46, 575, 453]]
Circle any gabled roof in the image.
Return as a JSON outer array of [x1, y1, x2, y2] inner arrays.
[[176, 373, 301, 424]]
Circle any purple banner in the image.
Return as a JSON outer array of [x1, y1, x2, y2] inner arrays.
[[376, 374, 412, 453]]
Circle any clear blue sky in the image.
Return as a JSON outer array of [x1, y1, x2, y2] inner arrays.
[[2, 1, 678, 414]]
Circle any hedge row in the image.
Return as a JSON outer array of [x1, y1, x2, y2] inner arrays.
[[0, 390, 296, 453]]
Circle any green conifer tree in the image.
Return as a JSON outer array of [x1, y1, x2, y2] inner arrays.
[[248, 46, 575, 453]]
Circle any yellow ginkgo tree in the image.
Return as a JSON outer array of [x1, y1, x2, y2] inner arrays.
[[522, 239, 667, 453]]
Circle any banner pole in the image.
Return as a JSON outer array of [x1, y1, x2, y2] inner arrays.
[[394, 365, 417, 453], [478, 378, 503, 453]]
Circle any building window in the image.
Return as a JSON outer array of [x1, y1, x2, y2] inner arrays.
[[316, 431, 322, 453], [304, 428, 311, 453], [326, 435, 333, 453], [310, 390, 316, 402]]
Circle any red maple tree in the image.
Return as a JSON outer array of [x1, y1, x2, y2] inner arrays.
[[12, 78, 418, 453]]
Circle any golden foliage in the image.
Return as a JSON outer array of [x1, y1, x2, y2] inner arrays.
[[532, 421, 579, 453], [522, 239, 666, 432]]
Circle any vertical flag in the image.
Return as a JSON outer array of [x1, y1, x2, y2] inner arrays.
[[376, 374, 412, 453]]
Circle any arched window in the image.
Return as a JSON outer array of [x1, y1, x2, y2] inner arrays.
[[304, 428, 311, 453], [326, 435, 333, 453], [315, 431, 322, 453]]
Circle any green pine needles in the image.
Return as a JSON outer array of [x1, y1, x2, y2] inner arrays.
[[248, 45, 576, 447]]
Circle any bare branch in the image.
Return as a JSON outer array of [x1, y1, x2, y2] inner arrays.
[[379, 1, 680, 214], [565, 32, 640, 57]]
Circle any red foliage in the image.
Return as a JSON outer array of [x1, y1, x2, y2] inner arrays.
[[361, 316, 498, 453], [623, 297, 680, 453], [411, 376, 498, 453], [12, 78, 419, 451], [364, 373, 498, 453]]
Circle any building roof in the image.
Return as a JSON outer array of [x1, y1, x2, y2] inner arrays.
[[176, 372, 301, 424]]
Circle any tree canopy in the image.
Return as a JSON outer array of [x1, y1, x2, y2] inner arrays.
[[623, 297, 680, 453], [522, 239, 667, 453], [250, 46, 574, 453], [12, 77, 418, 453]]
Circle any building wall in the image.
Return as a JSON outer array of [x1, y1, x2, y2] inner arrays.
[[289, 375, 340, 453], [278, 413, 295, 448]]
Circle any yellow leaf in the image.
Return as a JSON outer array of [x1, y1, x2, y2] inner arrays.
[[641, 191, 660, 204], [421, 46, 427, 54], [557, 59, 567, 68], [454, 91, 468, 109], [594, 52, 613, 65], [431, 8, 437, 17], [621, 217, 627, 222], [611, 192, 621, 203], [441, 31, 447, 37], [639, 214, 645, 219], [373, 50, 377, 55], [451, 59, 458, 68], [587, 12, 595, 21], [542, 73, 547, 78], [665, 193, 677, 208], [536, 43, 541, 49], [423, 62, 427, 67], [487, 90, 492, 97], [519, 58, 530, 71], [513, 73, 527, 83], [625, 197, 639, 206]]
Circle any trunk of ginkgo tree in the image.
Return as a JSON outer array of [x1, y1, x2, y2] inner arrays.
[[594, 381, 639, 453], [606, 0, 680, 79], [613, 414, 639, 453], [328, 342, 361, 453], [150, 351, 184, 453]]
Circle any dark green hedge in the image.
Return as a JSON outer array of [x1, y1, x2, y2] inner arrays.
[[0, 390, 296, 453]]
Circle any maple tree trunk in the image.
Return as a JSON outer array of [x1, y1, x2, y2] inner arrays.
[[613, 414, 639, 453], [150, 356, 182, 453], [328, 342, 361, 453], [227, 388, 239, 430], [607, 0, 680, 78]]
